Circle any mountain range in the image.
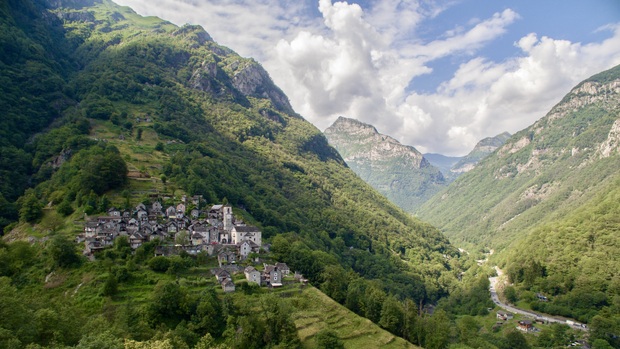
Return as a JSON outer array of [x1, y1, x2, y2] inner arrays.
[[324, 63, 620, 344], [324, 116, 446, 212], [1, 0, 619, 347], [0, 0, 462, 347], [324, 116, 510, 212]]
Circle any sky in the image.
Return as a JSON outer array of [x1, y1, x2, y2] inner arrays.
[[112, 0, 620, 156]]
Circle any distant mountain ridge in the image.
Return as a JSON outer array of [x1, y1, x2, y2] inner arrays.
[[448, 132, 511, 178], [324, 117, 509, 212], [324, 116, 446, 212], [424, 132, 511, 182], [423, 153, 462, 177]]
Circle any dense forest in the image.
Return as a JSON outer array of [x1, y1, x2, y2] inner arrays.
[[0, 0, 462, 347], [1, 0, 618, 348], [0, 0, 460, 298]]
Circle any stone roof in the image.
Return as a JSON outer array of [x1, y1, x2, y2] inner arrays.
[[275, 262, 289, 270], [233, 225, 260, 233]]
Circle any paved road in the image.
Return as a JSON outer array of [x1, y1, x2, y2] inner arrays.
[[489, 267, 588, 332]]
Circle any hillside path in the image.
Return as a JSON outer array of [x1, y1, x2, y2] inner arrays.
[[488, 266, 588, 332]]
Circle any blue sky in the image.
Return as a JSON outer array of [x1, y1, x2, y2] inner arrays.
[[113, 0, 620, 155], [411, 0, 620, 92]]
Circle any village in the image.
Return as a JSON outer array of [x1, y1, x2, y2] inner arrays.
[[76, 195, 307, 292]]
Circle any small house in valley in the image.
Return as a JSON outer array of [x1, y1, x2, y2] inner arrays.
[[517, 320, 534, 333], [497, 311, 513, 321]]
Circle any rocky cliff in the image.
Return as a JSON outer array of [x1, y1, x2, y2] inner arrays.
[[448, 132, 511, 178], [324, 116, 446, 212]]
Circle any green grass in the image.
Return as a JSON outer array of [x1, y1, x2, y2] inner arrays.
[[291, 287, 419, 349]]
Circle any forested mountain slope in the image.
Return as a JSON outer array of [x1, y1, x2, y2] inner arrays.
[[324, 116, 446, 212], [419, 64, 620, 250], [0, 0, 463, 347], [418, 65, 620, 342]]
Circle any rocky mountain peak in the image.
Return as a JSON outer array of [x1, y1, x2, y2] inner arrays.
[[324, 116, 423, 162], [449, 131, 511, 176], [324, 116, 445, 212], [329, 116, 380, 136]]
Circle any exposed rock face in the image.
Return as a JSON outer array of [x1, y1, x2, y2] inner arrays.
[[230, 61, 294, 114], [46, 148, 72, 169], [189, 60, 221, 95], [189, 54, 294, 115], [598, 118, 620, 158], [493, 72, 620, 176], [324, 116, 446, 212], [53, 10, 95, 22], [547, 80, 620, 122], [172, 24, 213, 45], [451, 132, 511, 176]]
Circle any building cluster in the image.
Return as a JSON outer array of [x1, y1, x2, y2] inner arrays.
[[77, 196, 262, 260], [77, 195, 312, 294], [211, 262, 308, 293]]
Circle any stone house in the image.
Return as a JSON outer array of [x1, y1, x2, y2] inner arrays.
[[218, 250, 237, 266], [165, 206, 176, 218], [238, 240, 260, 259], [136, 209, 148, 221], [221, 278, 235, 292], [176, 203, 186, 218], [129, 232, 146, 249], [166, 220, 178, 234], [244, 266, 262, 286], [214, 268, 231, 282], [517, 320, 534, 332], [107, 207, 121, 217], [263, 265, 282, 287], [231, 225, 261, 246], [275, 262, 290, 276], [84, 221, 98, 238], [135, 203, 147, 213], [151, 201, 163, 214], [191, 232, 205, 246]]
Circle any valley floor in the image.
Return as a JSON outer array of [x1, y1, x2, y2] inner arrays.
[[489, 266, 587, 332]]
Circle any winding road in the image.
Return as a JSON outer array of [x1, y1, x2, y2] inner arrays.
[[488, 267, 588, 332]]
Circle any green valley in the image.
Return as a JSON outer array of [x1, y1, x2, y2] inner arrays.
[[419, 65, 620, 347], [1, 0, 619, 348]]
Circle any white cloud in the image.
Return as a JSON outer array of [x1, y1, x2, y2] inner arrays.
[[407, 9, 520, 60], [402, 24, 620, 154], [270, 1, 526, 153], [112, 0, 620, 155]]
